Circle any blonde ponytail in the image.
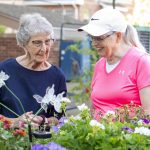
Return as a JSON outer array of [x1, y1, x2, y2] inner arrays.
[[123, 25, 146, 52]]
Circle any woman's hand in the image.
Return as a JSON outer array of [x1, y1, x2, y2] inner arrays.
[[25, 113, 44, 128], [12, 112, 43, 128], [12, 113, 59, 128], [11, 111, 33, 128], [47, 117, 59, 125]]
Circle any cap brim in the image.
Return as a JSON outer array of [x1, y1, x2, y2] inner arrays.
[[78, 23, 109, 36]]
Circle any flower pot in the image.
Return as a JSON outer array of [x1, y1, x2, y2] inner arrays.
[[32, 124, 51, 139], [32, 131, 51, 139]]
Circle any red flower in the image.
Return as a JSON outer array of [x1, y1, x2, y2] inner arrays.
[[13, 129, 27, 136], [0, 115, 5, 120], [0, 116, 12, 129], [85, 88, 90, 94], [3, 123, 11, 129], [0, 115, 5, 122]]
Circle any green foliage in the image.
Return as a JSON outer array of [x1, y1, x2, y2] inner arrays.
[[53, 121, 149, 149], [1, 104, 150, 149], [0, 121, 29, 150], [67, 41, 99, 104], [50, 106, 150, 150], [0, 25, 6, 34]]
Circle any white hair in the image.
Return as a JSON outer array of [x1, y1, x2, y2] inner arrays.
[[123, 25, 146, 52], [16, 13, 54, 47]]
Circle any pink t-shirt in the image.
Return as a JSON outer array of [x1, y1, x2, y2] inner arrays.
[[91, 47, 150, 116]]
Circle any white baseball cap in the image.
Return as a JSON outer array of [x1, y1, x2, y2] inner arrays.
[[78, 8, 127, 36]]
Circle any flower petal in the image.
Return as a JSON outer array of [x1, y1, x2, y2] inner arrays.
[[33, 95, 43, 103], [41, 103, 48, 113], [54, 100, 62, 113]]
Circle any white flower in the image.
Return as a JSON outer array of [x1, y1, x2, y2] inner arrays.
[[53, 92, 65, 113], [0, 71, 9, 88], [77, 103, 89, 111], [137, 119, 143, 126], [54, 97, 71, 113], [60, 97, 71, 103], [103, 110, 115, 118], [33, 84, 67, 113], [33, 84, 56, 113], [90, 120, 105, 130], [106, 110, 115, 116], [134, 127, 150, 136], [70, 115, 81, 120], [45, 84, 56, 105], [63, 118, 68, 123]]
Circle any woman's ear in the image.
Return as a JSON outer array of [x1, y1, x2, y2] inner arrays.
[[115, 32, 122, 43]]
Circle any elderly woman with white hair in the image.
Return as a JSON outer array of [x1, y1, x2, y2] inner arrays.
[[78, 8, 150, 119], [0, 13, 67, 126]]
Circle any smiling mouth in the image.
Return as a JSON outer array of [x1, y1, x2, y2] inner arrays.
[[37, 51, 46, 55], [97, 48, 104, 52], [37, 54, 45, 57]]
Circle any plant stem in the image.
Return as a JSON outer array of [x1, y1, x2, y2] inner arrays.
[[35, 107, 43, 116], [4, 84, 26, 114], [28, 124, 32, 143], [63, 108, 67, 118], [31, 107, 43, 121], [0, 102, 19, 117], [4, 84, 30, 125]]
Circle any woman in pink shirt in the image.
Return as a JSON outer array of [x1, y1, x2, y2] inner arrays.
[[78, 8, 150, 118]]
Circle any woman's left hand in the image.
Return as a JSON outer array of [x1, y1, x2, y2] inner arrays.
[[47, 117, 59, 125], [28, 114, 43, 125]]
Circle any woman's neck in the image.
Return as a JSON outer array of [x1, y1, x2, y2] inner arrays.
[[16, 55, 51, 71], [107, 43, 131, 65]]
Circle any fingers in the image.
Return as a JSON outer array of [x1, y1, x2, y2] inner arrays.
[[22, 112, 41, 123], [24, 111, 33, 120], [23, 122, 39, 129], [12, 112, 44, 129], [28, 115, 43, 125], [25, 111, 33, 116], [18, 112, 61, 128], [17, 112, 41, 125], [48, 117, 59, 125]]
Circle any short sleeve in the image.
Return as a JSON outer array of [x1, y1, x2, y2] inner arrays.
[[136, 54, 150, 89]]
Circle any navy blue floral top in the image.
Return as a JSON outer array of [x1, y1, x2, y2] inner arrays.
[[0, 58, 67, 119]]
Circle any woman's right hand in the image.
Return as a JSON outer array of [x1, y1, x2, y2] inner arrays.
[[12, 111, 36, 128]]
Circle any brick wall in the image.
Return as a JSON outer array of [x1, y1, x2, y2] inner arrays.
[[0, 34, 60, 66]]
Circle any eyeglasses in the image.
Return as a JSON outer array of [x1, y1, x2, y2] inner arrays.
[[31, 39, 54, 47], [89, 31, 115, 42]]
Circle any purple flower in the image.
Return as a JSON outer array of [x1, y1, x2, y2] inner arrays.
[[47, 142, 67, 150], [31, 144, 47, 150], [58, 117, 68, 128], [32, 142, 67, 150], [59, 122, 65, 128], [122, 126, 134, 133], [142, 118, 150, 124], [59, 117, 66, 124], [51, 125, 59, 133]]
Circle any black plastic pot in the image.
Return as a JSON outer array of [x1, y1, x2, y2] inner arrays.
[[32, 131, 51, 139], [32, 124, 51, 139]]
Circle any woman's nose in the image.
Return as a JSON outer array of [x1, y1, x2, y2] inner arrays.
[[40, 43, 47, 51], [92, 41, 99, 48]]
